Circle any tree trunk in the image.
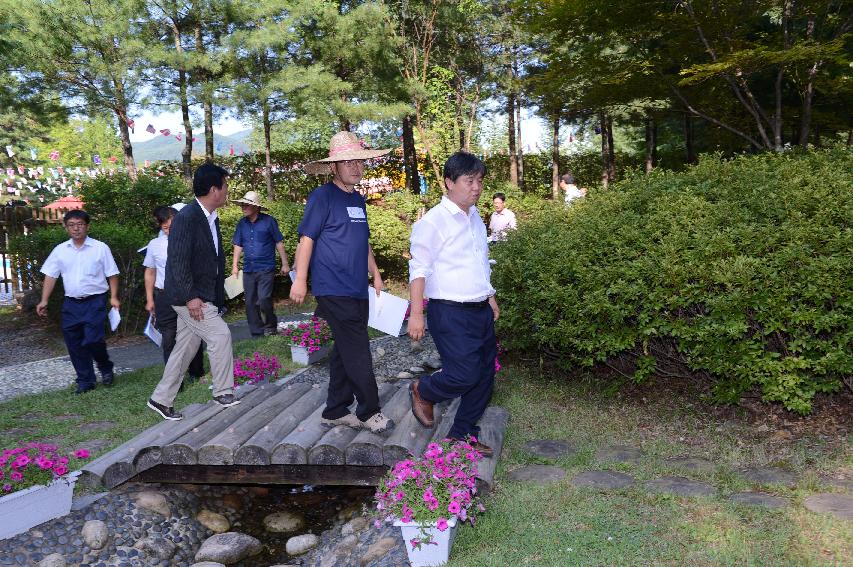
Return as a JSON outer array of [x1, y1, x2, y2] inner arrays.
[[551, 114, 560, 199], [113, 82, 136, 180], [402, 115, 419, 194], [599, 112, 610, 187], [508, 92, 518, 187], [515, 96, 524, 189], [644, 116, 657, 173], [263, 101, 273, 200], [194, 22, 214, 161], [605, 114, 615, 183], [799, 15, 819, 149], [847, 130, 852, 146], [684, 114, 697, 165], [171, 20, 192, 183], [454, 75, 465, 150]]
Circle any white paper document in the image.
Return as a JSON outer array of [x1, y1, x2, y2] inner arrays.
[[108, 307, 121, 332], [143, 314, 162, 347], [224, 270, 244, 299], [367, 290, 409, 336]]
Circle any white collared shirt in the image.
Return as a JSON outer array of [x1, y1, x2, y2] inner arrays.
[[40, 237, 120, 298], [409, 196, 495, 302], [142, 233, 168, 289], [488, 208, 517, 242], [196, 197, 219, 254]]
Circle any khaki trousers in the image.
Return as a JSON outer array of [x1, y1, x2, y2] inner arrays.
[[151, 303, 233, 406]]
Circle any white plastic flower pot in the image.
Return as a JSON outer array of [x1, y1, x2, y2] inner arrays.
[[290, 344, 331, 366], [393, 516, 458, 567], [0, 471, 80, 540]]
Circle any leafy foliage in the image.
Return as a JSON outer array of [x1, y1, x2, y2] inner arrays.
[[491, 147, 853, 413], [77, 173, 188, 230]]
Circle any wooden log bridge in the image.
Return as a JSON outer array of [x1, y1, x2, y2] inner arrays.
[[82, 378, 509, 490]]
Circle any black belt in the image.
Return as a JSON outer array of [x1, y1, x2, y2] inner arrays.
[[65, 292, 107, 302], [430, 298, 490, 309]]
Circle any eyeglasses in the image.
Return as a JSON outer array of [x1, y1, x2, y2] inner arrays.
[[337, 159, 365, 167]]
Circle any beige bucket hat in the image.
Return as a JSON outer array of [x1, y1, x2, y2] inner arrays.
[[230, 190, 266, 209], [304, 131, 392, 175]]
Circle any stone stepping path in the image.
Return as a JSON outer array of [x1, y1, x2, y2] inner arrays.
[[507, 465, 566, 484], [522, 439, 576, 459], [595, 444, 644, 463], [803, 494, 853, 521], [644, 476, 716, 497], [729, 492, 790, 508], [508, 439, 852, 521], [571, 470, 635, 490], [736, 466, 796, 487]]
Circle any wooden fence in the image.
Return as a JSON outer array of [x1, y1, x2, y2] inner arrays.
[[0, 206, 65, 295]]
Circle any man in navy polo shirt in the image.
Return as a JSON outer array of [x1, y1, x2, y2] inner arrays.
[[37, 209, 120, 394], [231, 190, 290, 337], [290, 131, 394, 434]]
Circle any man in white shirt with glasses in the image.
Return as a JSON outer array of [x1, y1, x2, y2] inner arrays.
[[407, 152, 499, 457]]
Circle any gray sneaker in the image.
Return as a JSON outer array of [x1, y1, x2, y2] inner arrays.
[[321, 413, 362, 428], [214, 393, 241, 407], [361, 412, 394, 434], [147, 398, 183, 421]]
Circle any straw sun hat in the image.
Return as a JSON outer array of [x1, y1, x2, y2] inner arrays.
[[304, 131, 392, 175], [230, 190, 267, 209]]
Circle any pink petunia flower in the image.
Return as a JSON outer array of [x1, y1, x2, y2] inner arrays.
[[436, 517, 448, 531]]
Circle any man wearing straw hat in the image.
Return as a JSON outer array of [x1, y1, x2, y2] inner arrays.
[[231, 190, 290, 337], [290, 131, 394, 434]]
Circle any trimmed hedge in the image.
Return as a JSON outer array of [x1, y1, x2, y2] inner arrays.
[[491, 147, 853, 413]]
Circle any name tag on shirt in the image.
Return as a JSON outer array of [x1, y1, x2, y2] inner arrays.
[[346, 207, 366, 219]]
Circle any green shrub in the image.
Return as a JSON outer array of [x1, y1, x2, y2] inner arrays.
[[491, 147, 853, 414], [77, 173, 189, 230], [367, 203, 411, 279], [9, 221, 149, 332]]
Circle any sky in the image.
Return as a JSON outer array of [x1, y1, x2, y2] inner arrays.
[[129, 107, 551, 149]]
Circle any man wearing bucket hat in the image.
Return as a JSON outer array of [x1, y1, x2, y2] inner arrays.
[[231, 190, 290, 337], [290, 131, 394, 434]]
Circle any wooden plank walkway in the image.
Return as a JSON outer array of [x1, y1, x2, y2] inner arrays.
[[82, 377, 508, 490]]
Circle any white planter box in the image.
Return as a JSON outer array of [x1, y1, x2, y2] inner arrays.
[[393, 516, 458, 567], [0, 471, 80, 540], [290, 344, 331, 366]]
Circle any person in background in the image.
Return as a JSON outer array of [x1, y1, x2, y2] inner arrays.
[[143, 205, 204, 383], [407, 152, 498, 457], [290, 131, 394, 434], [147, 163, 238, 421], [230, 190, 290, 337], [560, 172, 587, 204], [488, 192, 517, 242], [37, 210, 120, 394]]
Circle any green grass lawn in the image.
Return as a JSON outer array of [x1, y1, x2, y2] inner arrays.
[[448, 368, 853, 566]]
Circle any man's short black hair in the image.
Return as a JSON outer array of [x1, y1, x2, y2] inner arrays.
[[153, 205, 178, 226], [493, 192, 506, 202], [443, 152, 487, 183], [64, 210, 90, 224], [193, 163, 229, 197], [560, 172, 575, 185]]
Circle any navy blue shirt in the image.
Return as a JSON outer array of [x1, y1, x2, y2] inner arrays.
[[298, 183, 370, 299], [232, 212, 284, 273]]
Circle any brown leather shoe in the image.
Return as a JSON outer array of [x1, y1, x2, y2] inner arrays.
[[410, 380, 434, 428], [449, 437, 494, 458]]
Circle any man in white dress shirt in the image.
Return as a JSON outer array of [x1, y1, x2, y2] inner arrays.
[[488, 192, 517, 242], [37, 210, 121, 394], [407, 152, 499, 457]]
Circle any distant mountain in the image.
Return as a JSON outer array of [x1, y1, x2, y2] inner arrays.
[[132, 130, 252, 163]]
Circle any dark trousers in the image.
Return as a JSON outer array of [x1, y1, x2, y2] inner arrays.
[[244, 269, 277, 336], [418, 301, 497, 439], [315, 296, 380, 421], [154, 290, 204, 378], [61, 293, 114, 388]]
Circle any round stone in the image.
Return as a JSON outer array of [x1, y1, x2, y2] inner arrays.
[[409, 366, 425, 373], [360, 537, 397, 565], [37, 554, 66, 567], [803, 493, 853, 521], [643, 476, 716, 497], [134, 492, 171, 517], [396, 371, 414, 379], [728, 492, 791, 508], [506, 465, 566, 484], [285, 534, 320, 556], [665, 457, 715, 473], [595, 445, 645, 463], [194, 532, 262, 564], [81, 520, 109, 550], [571, 470, 635, 490], [196, 510, 230, 534], [736, 466, 796, 487], [522, 439, 576, 459], [262, 511, 305, 533]]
